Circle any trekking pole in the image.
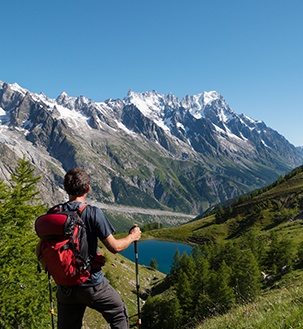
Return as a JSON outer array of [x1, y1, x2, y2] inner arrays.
[[134, 241, 141, 328], [48, 272, 55, 329]]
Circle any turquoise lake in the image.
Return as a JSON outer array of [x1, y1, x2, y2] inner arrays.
[[120, 240, 193, 274]]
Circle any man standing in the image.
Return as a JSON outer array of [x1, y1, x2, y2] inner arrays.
[[55, 167, 141, 329]]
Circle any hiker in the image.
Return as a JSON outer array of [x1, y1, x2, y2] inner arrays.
[[40, 167, 141, 329]]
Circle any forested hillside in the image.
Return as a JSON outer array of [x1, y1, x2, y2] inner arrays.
[[140, 164, 303, 328]]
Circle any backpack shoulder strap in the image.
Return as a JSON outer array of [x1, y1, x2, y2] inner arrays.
[[47, 204, 63, 214], [47, 203, 88, 215], [78, 203, 88, 215]]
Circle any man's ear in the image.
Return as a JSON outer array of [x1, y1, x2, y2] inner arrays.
[[85, 185, 90, 194]]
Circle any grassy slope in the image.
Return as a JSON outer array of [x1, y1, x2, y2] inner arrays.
[[195, 271, 303, 329], [146, 166, 303, 244], [82, 249, 165, 328]]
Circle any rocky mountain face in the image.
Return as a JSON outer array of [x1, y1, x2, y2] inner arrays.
[[0, 80, 302, 215]]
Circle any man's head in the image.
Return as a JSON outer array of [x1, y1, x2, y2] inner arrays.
[[64, 167, 90, 197]]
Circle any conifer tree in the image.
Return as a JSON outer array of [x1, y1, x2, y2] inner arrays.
[[175, 269, 194, 324], [231, 249, 261, 303], [207, 241, 227, 271], [208, 261, 235, 313], [167, 249, 181, 284], [0, 157, 49, 328], [179, 252, 196, 281], [241, 228, 266, 265], [265, 233, 296, 275], [142, 293, 182, 329], [0, 180, 10, 235], [215, 206, 225, 223], [150, 258, 158, 270], [192, 253, 212, 318], [192, 250, 210, 296]]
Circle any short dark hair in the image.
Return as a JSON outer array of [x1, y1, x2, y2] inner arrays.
[[64, 167, 90, 197]]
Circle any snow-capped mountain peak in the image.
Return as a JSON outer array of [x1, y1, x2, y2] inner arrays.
[[124, 89, 179, 114], [203, 90, 220, 105], [180, 91, 233, 122]]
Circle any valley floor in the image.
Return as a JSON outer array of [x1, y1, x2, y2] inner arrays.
[[92, 200, 195, 218]]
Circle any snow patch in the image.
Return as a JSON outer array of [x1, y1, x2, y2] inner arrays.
[[115, 120, 138, 136], [0, 107, 8, 125], [10, 83, 27, 95]]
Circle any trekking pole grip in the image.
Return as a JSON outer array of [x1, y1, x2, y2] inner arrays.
[[129, 224, 138, 234]]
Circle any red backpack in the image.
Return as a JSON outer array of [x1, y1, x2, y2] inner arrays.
[[35, 204, 92, 286]]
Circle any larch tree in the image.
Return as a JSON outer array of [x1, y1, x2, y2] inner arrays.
[[0, 157, 50, 329]]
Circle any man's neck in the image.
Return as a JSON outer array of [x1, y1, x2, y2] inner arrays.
[[69, 195, 86, 203]]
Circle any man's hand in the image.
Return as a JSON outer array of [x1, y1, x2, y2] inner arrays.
[[129, 224, 141, 241]]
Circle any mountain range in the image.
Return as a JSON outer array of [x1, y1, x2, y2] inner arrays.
[[0, 80, 302, 215]]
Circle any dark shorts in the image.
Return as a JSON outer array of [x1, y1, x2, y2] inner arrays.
[[57, 278, 129, 329]]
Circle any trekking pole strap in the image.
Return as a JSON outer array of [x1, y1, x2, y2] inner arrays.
[[48, 273, 55, 329]]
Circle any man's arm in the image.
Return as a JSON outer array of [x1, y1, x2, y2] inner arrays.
[[102, 225, 141, 254]]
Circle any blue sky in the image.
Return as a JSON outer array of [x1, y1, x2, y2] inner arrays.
[[1, 0, 303, 145]]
